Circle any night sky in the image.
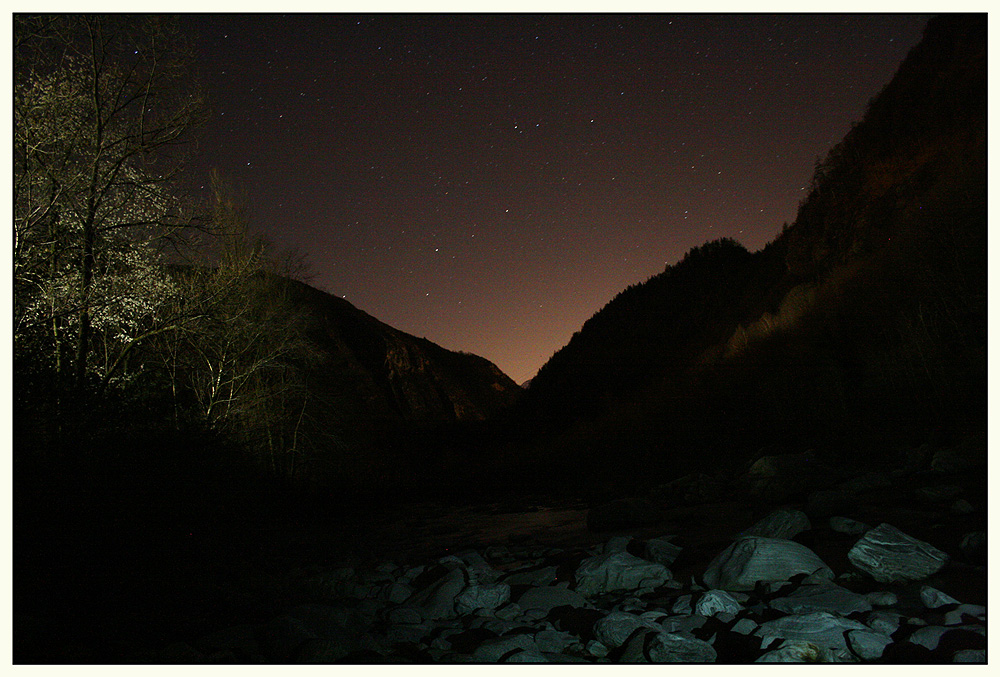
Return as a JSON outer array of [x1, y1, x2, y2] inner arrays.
[[179, 13, 931, 384]]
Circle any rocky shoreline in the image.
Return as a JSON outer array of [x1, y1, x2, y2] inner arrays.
[[132, 444, 986, 664]]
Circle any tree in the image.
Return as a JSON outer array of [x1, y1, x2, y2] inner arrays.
[[14, 15, 207, 390]]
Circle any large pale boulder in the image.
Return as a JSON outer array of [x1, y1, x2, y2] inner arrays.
[[620, 630, 717, 663], [847, 523, 949, 583], [574, 551, 671, 596], [703, 536, 834, 591], [755, 612, 872, 652], [768, 583, 872, 615]]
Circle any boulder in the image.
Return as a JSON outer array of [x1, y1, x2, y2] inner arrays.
[[944, 604, 986, 626], [643, 536, 683, 566], [952, 649, 987, 663], [864, 591, 898, 607], [592, 611, 659, 648], [847, 523, 949, 583], [741, 509, 811, 540], [846, 630, 892, 660], [755, 640, 853, 663], [703, 536, 834, 591], [755, 612, 871, 653], [768, 583, 872, 616], [959, 531, 986, 560], [742, 451, 838, 502], [920, 585, 960, 609], [693, 590, 744, 617], [574, 551, 671, 596], [930, 443, 986, 472], [471, 634, 538, 662], [405, 567, 466, 620], [533, 628, 577, 654], [829, 516, 870, 535], [516, 584, 588, 613], [454, 583, 511, 615], [865, 611, 903, 636], [620, 629, 717, 663]]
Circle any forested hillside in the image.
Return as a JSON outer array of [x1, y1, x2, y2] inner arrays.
[[513, 14, 986, 491]]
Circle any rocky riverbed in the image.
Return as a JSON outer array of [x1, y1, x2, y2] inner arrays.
[[120, 444, 986, 664]]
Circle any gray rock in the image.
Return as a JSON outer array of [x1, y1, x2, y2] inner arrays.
[[755, 612, 870, 652], [671, 595, 693, 614], [603, 535, 632, 552], [472, 634, 537, 662], [703, 536, 834, 591], [454, 550, 502, 584], [660, 615, 709, 634], [864, 591, 898, 607], [908, 625, 950, 651], [454, 582, 511, 615], [694, 590, 744, 617], [846, 629, 893, 660], [405, 567, 466, 620], [931, 443, 986, 472], [743, 451, 838, 502], [620, 629, 717, 663], [380, 581, 414, 605], [829, 516, 870, 535], [503, 648, 549, 662], [533, 628, 577, 653], [865, 611, 903, 636], [494, 602, 522, 620], [920, 585, 960, 609], [593, 611, 660, 649], [386, 606, 423, 625], [585, 639, 609, 657], [574, 551, 671, 596], [960, 531, 986, 559], [944, 604, 986, 625], [644, 536, 683, 566], [593, 611, 659, 648], [741, 509, 811, 540], [755, 640, 854, 663], [953, 649, 987, 663], [769, 583, 872, 616], [517, 584, 588, 613], [847, 523, 949, 583], [731, 618, 758, 635]]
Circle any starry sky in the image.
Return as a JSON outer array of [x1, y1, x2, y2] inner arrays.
[[179, 13, 931, 384]]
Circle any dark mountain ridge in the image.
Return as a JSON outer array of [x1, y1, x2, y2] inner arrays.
[[510, 14, 985, 491]]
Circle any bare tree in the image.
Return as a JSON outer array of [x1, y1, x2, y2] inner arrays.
[[14, 14, 207, 388]]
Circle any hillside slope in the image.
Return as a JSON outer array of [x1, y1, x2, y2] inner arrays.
[[277, 276, 521, 428], [515, 14, 985, 487]]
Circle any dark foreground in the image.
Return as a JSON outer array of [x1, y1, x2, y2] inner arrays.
[[14, 440, 986, 664]]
